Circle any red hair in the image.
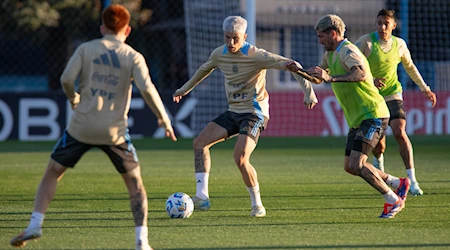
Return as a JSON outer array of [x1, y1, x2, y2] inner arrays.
[[102, 4, 130, 33]]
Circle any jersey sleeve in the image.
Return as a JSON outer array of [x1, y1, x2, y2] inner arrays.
[[340, 46, 366, 70], [254, 49, 291, 70], [178, 50, 217, 95], [60, 44, 84, 102], [354, 34, 372, 58], [397, 38, 430, 92]]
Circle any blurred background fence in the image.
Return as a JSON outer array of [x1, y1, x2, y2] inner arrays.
[[0, 0, 449, 140]]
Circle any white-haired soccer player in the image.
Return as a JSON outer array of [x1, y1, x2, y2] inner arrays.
[[173, 16, 318, 217], [286, 14, 410, 218], [355, 9, 437, 196], [10, 4, 176, 250]]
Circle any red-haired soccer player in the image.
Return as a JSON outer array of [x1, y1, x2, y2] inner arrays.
[[10, 4, 175, 250], [355, 9, 437, 196]]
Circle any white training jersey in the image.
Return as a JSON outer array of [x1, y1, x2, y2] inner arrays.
[[178, 42, 317, 119], [60, 34, 170, 145]]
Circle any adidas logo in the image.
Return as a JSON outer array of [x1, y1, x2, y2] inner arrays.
[[93, 50, 121, 69], [197, 180, 202, 183]]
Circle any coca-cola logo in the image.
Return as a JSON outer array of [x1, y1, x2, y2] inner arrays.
[[91, 72, 119, 86]]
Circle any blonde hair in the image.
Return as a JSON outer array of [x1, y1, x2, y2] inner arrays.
[[314, 14, 346, 36], [222, 16, 247, 34]]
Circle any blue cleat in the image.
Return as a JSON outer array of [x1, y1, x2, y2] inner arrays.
[[192, 196, 210, 211], [395, 177, 411, 201]]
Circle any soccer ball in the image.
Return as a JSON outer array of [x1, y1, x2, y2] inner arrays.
[[165, 192, 194, 218]]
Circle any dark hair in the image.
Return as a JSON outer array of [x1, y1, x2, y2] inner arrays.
[[377, 9, 396, 20], [102, 4, 130, 33]]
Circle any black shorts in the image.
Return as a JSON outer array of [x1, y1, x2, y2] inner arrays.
[[345, 118, 389, 156], [51, 130, 139, 173], [213, 111, 269, 142], [386, 100, 406, 123]]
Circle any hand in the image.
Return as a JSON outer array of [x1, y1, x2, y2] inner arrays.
[[423, 89, 437, 108], [374, 78, 386, 89], [158, 119, 177, 141], [285, 60, 300, 72], [173, 89, 186, 103], [70, 92, 80, 110], [165, 127, 177, 141], [304, 101, 317, 109], [307, 67, 332, 82]]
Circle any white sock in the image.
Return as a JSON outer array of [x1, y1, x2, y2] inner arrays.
[[373, 154, 384, 172], [385, 174, 401, 190], [135, 226, 149, 246], [195, 172, 209, 200], [406, 168, 417, 183], [383, 190, 399, 204], [247, 184, 263, 207], [27, 212, 44, 230]]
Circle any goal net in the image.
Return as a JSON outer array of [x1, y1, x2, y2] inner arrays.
[[183, 0, 450, 136], [184, 0, 241, 135]]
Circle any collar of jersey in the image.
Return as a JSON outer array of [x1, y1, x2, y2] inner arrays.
[[336, 38, 348, 52], [103, 34, 123, 42], [222, 42, 250, 55]]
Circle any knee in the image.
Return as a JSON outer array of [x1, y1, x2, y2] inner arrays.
[[233, 151, 247, 169], [392, 128, 407, 141], [193, 136, 204, 149], [233, 153, 244, 168], [373, 143, 386, 155], [345, 161, 361, 176]]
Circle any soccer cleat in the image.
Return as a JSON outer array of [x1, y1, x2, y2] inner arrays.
[[191, 196, 210, 211], [10, 228, 42, 248], [379, 198, 405, 218], [395, 177, 411, 201], [250, 205, 266, 217], [136, 244, 153, 250], [410, 181, 424, 196]]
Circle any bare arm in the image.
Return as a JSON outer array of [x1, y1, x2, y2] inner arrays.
[[306, 65, 367, 83]]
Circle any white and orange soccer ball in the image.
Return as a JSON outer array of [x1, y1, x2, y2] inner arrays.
[[165, 192, 194, 219]]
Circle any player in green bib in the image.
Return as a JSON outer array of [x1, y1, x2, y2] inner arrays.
[[286, 14, 410, 219], [355, 9, 437, 196]]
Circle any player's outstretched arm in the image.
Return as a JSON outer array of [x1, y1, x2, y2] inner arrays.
[[284, 61, 319, 109], [173, 52, 217, 103]]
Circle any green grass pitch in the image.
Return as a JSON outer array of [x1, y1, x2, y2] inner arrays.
[[1, 135, 449, 249]]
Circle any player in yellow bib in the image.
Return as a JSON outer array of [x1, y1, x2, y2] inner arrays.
[[355, 9, 437, 196], [286, 14, 411, 219]]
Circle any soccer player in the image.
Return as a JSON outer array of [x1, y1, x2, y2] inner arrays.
[[355, 9, 437, 196], [10, 4, 176, 250], [286, 14, 410, 218], [173, 16, 318, 217]]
